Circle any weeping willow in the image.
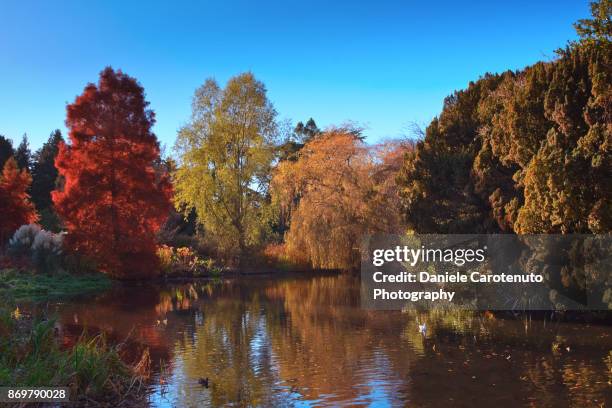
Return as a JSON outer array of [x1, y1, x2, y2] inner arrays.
[[271, 129, 409, 270]]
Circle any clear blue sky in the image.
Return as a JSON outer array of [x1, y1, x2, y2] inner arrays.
[[0, 0, 590, 151]]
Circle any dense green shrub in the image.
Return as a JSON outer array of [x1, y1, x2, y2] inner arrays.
[[398, 6, 610, 234]]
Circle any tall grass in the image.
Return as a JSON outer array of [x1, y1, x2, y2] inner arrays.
[[0, 304, 150, 406]]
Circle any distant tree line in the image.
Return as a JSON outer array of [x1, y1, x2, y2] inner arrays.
[[0, 131, 64, 236], [0, 0, 608, 277]]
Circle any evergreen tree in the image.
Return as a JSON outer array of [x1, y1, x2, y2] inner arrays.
[[0, 135, 14, 170], [574, 0, 611, 43], [31, 130, 64, 230], [398, 74, 504, 233], [294, 118, 320, 142], [398, 0, 611, 234], [31, 129, 64, 211], [14, 134, 32, 171], [276, 118, 321, 163]]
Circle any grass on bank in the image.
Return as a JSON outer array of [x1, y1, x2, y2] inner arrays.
[[0, 265, 150, 406], [0, 303, 150, 406], [0, 268, 111, 301]]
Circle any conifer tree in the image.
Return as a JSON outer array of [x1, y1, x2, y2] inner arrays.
[[398, 1, 611, 234], [53, 67, 172, 278], [31, 130, 63, 212], [14, 134, 32, 171], [0, 135, 14, 170]]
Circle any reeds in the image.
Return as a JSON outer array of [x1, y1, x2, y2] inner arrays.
[[0, 304, 150, 406]]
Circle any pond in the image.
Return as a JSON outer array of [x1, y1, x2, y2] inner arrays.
[[30, 273, 611, 407]]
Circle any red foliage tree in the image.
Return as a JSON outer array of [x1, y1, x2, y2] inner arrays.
[[52, 67, 172, 278], [0, 157, 38, 243]]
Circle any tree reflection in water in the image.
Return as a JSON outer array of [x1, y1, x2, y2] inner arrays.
[[37, 274, 611, 407]]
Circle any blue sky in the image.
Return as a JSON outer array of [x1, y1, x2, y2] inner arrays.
[[0, 0, 590, 151]]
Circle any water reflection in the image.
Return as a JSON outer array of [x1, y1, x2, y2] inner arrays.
[[38, 274, 611, 407]]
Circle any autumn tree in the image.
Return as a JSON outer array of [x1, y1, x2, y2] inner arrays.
[[52, 67, 172, 278], [0, 157, 38, 243], [271, 129, 409, 270], [174, 73, 277, 263]]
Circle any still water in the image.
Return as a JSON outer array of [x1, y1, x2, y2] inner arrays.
[[38, 273, 611, 407]]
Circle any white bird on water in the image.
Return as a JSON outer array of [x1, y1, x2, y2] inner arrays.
[[418, 322, 427, 335]]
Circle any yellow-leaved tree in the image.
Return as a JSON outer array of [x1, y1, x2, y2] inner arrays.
[[173, 73, 277, 263]]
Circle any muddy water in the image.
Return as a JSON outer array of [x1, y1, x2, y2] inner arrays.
[[36, 273, 611, 407]]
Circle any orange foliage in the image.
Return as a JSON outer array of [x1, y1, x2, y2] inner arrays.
[[0, 157, 38, 243], [262, 242, 310, 270], [52, 67, 172, 278], [271, 129, 410, 269]]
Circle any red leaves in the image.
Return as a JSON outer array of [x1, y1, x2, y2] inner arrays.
[[0, 157, 38, 243], [52, 67, 172, 279]]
